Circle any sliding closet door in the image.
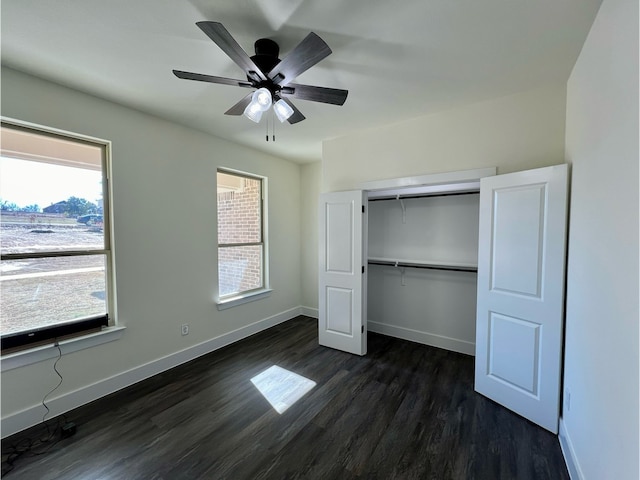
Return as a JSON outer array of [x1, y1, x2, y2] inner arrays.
[[318, 191, 367, 355], [475, 164, 568, 433]]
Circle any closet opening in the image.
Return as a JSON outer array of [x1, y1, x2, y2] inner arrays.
[[365, 182, 482, 357]]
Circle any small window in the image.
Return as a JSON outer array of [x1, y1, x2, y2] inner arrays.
[[217, 170, 267, 301], [0, 119, 113, 351]]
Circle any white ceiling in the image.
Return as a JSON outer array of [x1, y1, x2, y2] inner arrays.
[[1, 0, 602, 164]]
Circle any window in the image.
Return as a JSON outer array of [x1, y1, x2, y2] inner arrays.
[[0, 119, 113, 351], [217, 170, 268, 304]]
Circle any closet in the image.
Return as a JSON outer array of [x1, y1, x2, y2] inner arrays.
[[367, 190, 480, 356], [318, 165, 569, 434]]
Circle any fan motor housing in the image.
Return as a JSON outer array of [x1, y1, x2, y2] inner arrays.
[[250, 38, 281, 78]]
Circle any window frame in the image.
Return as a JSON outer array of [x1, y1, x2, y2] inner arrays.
[[216, 168, 270, 309], [0, 117, 116, 352]]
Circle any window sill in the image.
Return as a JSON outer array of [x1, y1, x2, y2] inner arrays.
[[1, 326, 126, 372], [216, 289, 272, 310]]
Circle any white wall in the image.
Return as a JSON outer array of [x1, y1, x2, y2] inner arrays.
[[300, 162, 321, 312], [322, 85, 567, 192], [561, 0, 639, 478], [320, 84, 567, 351], [1, 68, 303, 435]]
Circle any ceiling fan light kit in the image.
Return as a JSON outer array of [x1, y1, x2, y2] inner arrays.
[[273, 98, 294, 123], [243, 101, 265, 123], [243, 87, 273, 122], [253, 88, 273, 110], [173, 21, 348, 129]]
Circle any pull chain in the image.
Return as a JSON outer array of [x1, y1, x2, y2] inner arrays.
[[263, 110, 277, 142]]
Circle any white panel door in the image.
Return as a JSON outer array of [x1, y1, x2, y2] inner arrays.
[[318, 191, 367, 355], [475, 164, 568, 433]]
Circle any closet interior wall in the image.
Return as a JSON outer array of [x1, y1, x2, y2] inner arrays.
[[367, 192, 480, 356]]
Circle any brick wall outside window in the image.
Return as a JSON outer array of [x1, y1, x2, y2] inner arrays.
[[217, 174, 263, 296]]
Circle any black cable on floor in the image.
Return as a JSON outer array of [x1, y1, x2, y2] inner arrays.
[[1, 341, 69, 476]]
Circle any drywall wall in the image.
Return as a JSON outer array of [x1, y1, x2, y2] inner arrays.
[[300, 162, 321, 312], [562, 0, 639, 478], [322, 85, 567, 192], [320, 85, 567, 352], [0, 68, 303, 433]]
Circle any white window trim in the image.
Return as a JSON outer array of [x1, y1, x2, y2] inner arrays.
[[216, 288, 272, 310], [1, 326, 126, 372], [0, 116, 118, 352], [216, 168, 269, 308]]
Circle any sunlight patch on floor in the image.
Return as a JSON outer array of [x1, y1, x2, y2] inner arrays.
[[250, 365, 316, 414]]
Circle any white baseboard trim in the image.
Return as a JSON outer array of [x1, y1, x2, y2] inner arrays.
[[1, 307, 305, 439], [367, 321, 475, 356], [559, 418, 584, 480], [300, 306, 318, 318]]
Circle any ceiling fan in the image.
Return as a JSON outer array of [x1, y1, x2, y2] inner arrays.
[[173, 21, 348, 125]]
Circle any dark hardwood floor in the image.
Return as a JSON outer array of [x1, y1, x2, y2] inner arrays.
[[2, 316, 569, 479]]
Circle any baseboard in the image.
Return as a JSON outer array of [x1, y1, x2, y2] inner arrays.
[[300, 306, 318, 318], [1, 307, 304, 439], [367, 320, 475, 356], [559, 418, 584, 480]]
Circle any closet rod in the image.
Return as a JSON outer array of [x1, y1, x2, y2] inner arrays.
[[368, 191, 480, 202], [368, 260, 477, 273]]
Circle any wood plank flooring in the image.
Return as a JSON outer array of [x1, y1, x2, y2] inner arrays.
[[2, 316, 569, 479]]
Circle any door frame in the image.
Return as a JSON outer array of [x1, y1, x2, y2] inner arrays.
[[361, 167, 497, 340], [319, 168, 496, 357], [361, 168, 498, 198]]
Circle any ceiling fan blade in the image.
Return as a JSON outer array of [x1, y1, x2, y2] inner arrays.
[[280, 98, 306, 124], [268, 32, 331, 85], [285, 83, 348, 105], [225, 93, 253, 115], [196, 21, 267, 82], [173, 70, 253, 88]]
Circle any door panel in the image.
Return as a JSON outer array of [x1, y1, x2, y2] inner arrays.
[[488, 312, 541, 396], [318, 191, 367, 355], [326, 287, 353, 335], [491, 184, 545, 297], [476, 164, 568, 433], [325, 202, 354, 273]]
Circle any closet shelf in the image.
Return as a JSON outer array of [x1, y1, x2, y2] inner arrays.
[[367, 257, 478, 273]]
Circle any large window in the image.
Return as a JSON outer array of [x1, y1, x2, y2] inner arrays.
[[217, 170, 266, 301], [0, 120, 113, 351]]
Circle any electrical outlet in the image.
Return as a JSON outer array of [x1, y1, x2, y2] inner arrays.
[[565, 389, 571, 412], [181, 324, 189, 336]]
